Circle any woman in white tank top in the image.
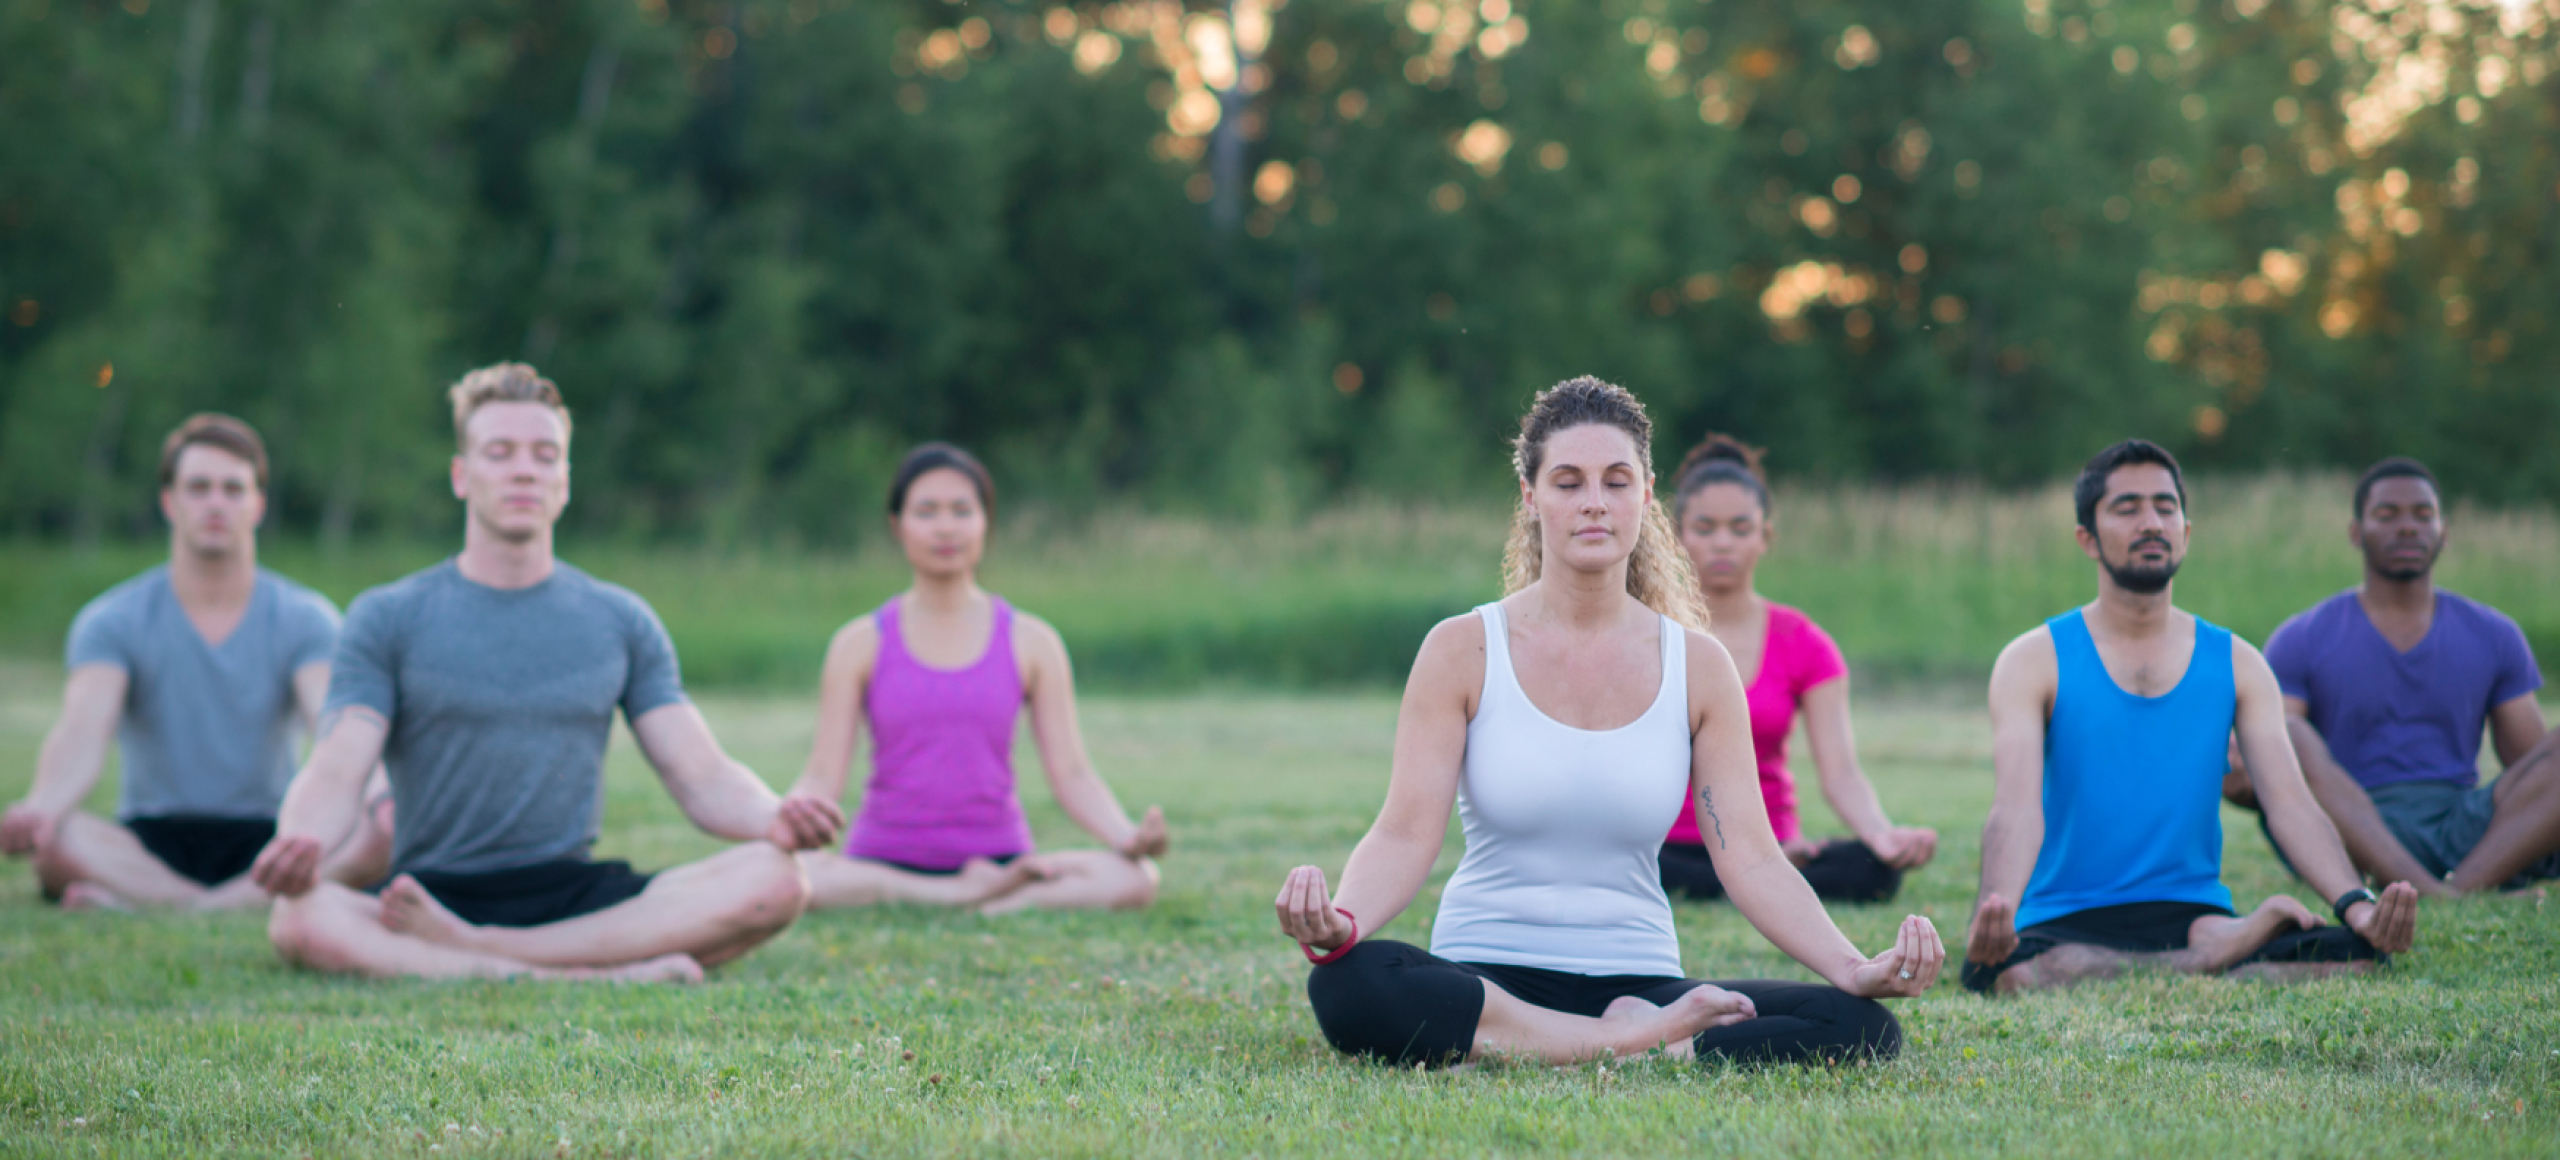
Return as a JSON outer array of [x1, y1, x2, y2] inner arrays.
[[1272, 378, 1946, 1068]]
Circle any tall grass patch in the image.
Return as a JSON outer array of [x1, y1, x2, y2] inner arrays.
[[0, 475, 2549, 690]]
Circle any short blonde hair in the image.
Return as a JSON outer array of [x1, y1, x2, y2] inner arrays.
[[449, 362, 573, 450]]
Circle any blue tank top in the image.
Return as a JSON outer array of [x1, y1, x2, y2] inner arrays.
[[2016, 609, 2237, 929]]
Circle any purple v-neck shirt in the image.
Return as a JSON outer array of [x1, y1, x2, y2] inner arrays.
[[2264, 589, 2542, 791]]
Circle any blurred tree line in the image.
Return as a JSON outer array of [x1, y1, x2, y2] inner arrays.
[[2, 0, 2553, 547]]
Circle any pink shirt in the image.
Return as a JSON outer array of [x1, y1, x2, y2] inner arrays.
[[846, 596, 1037, 870], [1666, 602, 1847, 847]]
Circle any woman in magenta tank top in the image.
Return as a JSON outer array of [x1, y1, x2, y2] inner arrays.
[[1658, 434, 1938, 903], [790, 444, 1167, 913]]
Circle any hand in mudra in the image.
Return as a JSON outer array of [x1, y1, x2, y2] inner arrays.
[[1869, 826, 1940, 870], [1119, 806, 1169, 860], [766, 794, 846, 852], [0, 802, 58, 857], [2346, 881, 2420, 954], [249, 834, 327, 898], [1273, 864, 1355, 951], [1845, 914, 1946, 998]]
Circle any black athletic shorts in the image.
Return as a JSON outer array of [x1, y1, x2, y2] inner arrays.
[[1960, 900, 2381, 994], [128, 815, 275, 888], [874, 852, 1022, 877], [401, 859, 654, 928]]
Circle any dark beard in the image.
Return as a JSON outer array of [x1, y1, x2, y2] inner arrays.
[[2366, 542, 2439, 583], [2105, 555, 2179, 594]]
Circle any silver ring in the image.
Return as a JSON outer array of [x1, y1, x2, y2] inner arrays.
[[1898, 970, 1913, 980]]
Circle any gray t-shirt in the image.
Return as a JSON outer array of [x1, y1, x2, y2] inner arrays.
[[326, 559, 686, 877], [66, 566, 341, 821]]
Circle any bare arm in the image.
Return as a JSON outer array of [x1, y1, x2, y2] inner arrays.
[[786, 618, 877, 804], [2278, 697, 2444, 892], [1696, 633, 1945, 995], [1799, 677, 1936, 868], [1017, 614, 1160, 856], [2238, 642, 2417, 951], [1274, 615, 1478, 949], [2487, 693, 2549, 769], [290, 662, 331, 738], [0, 665, 128, 855], [634, 702, 842, 849], [250, 707, 390, 896], [1968, 630, 2054, 964], [290, 661, 388, 805]]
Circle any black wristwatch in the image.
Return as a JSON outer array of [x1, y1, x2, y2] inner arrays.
[[2330, 887, 2378, 925]]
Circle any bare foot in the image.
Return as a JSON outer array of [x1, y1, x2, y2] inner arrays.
[[378, 875, 476, 949], [1994, 943, 2129, 995], [60, 882, 133, 912], [1600, 996, 1659, 1026], [2180, 895, 2320, 973], [590, 954, 705, 985], [1618, 986, 1755, 1059], [2225, 961, 2373, 984], [956, 857, 1043, 906]]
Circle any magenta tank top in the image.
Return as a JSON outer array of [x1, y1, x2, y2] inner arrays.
[[845, 595, 1035, 870]]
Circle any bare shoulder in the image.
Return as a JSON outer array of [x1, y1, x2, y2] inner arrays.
[[2227, 631, 2279, 690], [1683, 623, 1743, 689], [824, 614, 882, 674], [1011, 607, 1068, 655], [1989, 625, 2060, 705], [1409, 611, 1489, 700]]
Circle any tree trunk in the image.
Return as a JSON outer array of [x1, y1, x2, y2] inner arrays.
[[172, 0, 220, 146]]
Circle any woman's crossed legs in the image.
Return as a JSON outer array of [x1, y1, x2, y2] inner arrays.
[[1307, 940, 1901, 1068]]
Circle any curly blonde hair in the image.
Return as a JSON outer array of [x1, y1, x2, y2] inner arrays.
[[1500, 376, 1709, 631], [449, 362, 572, 451]]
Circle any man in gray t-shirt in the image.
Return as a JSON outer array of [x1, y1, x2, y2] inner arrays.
[[250, 363, 842, 983], [4, 415, 389, 909], [325, 558, 686, 878]]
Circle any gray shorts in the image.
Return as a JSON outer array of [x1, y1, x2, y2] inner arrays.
[[2370, 781, 2560, 887]]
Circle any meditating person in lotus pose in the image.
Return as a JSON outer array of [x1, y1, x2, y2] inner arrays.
[[1275, 377, 1940, 1069], [2226, 457, 2559, 895], [792, 443, 1166, 914], [1656, 433, 1935, 904], [1963, 439, 2419, 996], [3, 414, 388, 910], [250, 363, 840, 982]]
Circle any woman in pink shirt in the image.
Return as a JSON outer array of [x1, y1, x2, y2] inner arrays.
[[791, 443, 1167, 913], [1660, 434, 1937, 902]]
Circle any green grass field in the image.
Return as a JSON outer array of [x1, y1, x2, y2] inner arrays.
[[2, 662, 2554, 1158], [6, 475, 2555, 691]]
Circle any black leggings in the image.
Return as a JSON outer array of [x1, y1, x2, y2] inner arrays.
[[1660, 839, 1904, 904], [1307, 940, 1901, 1068]]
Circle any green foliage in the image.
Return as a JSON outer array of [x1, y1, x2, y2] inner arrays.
[[2, 1, 2555, 548], [1, 676, 2554, 1156]]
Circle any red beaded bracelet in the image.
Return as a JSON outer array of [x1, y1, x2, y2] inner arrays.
[[1301, 909, 1361, 965]]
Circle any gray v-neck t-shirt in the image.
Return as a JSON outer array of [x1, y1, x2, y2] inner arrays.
[[67, 566, 342, 821], [324, 559, 687, 877]]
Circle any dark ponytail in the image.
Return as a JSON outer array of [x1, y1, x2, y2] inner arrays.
[[887, 442, 995, 516], [1673, 432, 1771, 517]]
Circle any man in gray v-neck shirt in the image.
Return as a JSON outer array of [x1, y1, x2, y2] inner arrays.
[[249, 363, 843, 983], [3, 416, 387, 910]]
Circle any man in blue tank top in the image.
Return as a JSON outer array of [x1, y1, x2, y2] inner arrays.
[[1960, 440, 2420, 996], [2226, 458, 2558, 894]]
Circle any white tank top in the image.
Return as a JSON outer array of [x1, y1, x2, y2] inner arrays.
[[1427, 601, 1691, 977]]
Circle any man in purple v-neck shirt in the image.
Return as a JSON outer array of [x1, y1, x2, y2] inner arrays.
[[2232, 458, 2560, 895]]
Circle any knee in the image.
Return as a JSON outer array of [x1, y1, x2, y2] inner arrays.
[[266, 893, 338, 971], [1841, 995, 1903, 1061], [1112, 857, 1161, 911], [728, 843, 810, 930], [1797, 987, 1904, 1062]]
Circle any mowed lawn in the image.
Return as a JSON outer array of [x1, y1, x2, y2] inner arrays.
[[1, 661, 2553, 1158]]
